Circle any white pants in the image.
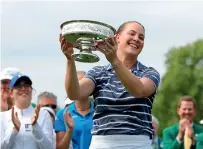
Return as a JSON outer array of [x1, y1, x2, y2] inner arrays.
[[89, 135, 152, 149]]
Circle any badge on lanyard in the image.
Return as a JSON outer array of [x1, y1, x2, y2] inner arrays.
[[24, 118, 32, 132], [25, 124, 32, 132]]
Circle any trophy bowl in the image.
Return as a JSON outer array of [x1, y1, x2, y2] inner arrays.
[[60, 20, 116, 63]]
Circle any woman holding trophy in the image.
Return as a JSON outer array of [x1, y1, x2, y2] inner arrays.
[[60, 20, 160, 149]]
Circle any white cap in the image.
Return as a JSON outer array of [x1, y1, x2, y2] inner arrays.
[[64, 98, 73, 105], [0, 67, 21, 81], [41, 107, 55, 117], [200, 119, 203, 124], [152, 115, 159, 125]]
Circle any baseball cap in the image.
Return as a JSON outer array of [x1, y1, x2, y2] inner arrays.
[[152, 115, 159, 125], [0, 67, 20, 81], [9, 74, 32, 88], [200, 119, 203, 124], [64, 97, 73, 105]]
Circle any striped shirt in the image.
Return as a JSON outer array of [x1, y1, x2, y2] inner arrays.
[[84, 61, 160, 138]]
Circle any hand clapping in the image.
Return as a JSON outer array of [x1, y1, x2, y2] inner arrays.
[[64, 110, 74, 130], [31, 105, 41, 126], [11, 107, 21, 131]]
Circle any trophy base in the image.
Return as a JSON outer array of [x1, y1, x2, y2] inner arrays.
[[72, 52, 100, 63]]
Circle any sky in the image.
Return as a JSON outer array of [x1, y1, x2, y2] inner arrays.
[[1, 0, 203, 108]]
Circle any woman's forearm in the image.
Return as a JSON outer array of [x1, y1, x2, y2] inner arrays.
[[113, 62, 146, 97], [56, 129, 73, 149], [65, 60, 80, 100]]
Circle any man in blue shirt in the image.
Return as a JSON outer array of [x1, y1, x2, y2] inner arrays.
[[54, 71, 94, 149]]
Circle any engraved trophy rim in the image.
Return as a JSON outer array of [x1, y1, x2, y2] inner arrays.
[[60, 20, 116, 34]]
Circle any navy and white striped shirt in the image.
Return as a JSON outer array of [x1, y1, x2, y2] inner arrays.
[[85, 61, 160, 138]]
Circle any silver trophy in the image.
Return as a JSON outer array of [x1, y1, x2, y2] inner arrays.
[[60, 20, 116, 63]]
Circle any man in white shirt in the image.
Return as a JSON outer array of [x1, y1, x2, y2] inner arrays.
[[0, 74, 53, 149], [41, 107, 56, 149]]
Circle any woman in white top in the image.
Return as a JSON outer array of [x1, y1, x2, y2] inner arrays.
[[0, 74, 53, 149]]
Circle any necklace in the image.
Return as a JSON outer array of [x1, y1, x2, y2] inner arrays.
[[76, 105, 90, 111]]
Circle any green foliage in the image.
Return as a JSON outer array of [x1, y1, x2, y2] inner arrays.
[[152, 39, 203, 137]]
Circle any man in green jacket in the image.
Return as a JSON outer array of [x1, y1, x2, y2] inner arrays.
[[196, 133, 203, 149], [162, 96, 203, 149]]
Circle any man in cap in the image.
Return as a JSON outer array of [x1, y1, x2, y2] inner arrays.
[[0, 67, 20, 111]]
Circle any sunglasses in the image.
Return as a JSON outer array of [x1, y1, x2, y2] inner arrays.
[[42, 104, 57, 109]]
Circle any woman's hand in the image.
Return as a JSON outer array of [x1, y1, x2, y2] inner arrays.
[[96, 36, 120, 65], [11, 107, 21, 131], [31, 105, 41, 126], [59, 34, 74, 60], [64, 111, 74, 130]]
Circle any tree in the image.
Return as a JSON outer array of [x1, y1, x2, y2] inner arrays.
[[152, 39, 203, 137]]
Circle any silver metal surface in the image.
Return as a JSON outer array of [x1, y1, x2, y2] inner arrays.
[[60, 20, 116, 63]]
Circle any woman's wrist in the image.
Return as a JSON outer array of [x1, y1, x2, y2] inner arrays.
[[67, 58, 75, 64], [13, 127, 19, 132], [111, 59, 122, 69], [67, 128, 73, 132]]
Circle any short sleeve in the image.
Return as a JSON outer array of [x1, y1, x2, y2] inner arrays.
[[142, 67, 160, 89], [54, 109, 66, 132], [84, 66, 98, 86]]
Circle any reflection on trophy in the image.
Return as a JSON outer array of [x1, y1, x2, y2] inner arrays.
[[60, 20, 116, 63]]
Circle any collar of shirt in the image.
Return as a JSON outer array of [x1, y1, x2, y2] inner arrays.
[[105, 60, 142, 72], [13, 105, 33, 115], [68, 101, 94, 114]]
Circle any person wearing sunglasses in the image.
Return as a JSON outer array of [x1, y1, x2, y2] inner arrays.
[[0, 74, 53, 149], [41, 107, 56, 149], [37, 91, 58, 113]]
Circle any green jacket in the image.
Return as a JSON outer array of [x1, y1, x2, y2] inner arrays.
[[196, 133, 203, 149], [31, 103, 36, 108], [162, 123, 203, 149]]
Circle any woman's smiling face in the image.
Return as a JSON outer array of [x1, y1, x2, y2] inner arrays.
[[116, 22, 145, 57]]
